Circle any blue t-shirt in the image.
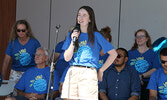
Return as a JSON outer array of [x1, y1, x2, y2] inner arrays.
[[127, 49, 160, 81], [99, 65, 141, 100], [62, 31, 114, 68], [60, 65, 70, 83], [54, 41, 69, 79], [5, 38, 41, 71], [55, 41, 64, 54], [147, 68, 167, 100], [15, 66, 59, 94], [97, 53, 109, 69]]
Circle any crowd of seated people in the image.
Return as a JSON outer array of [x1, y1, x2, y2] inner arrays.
[[1, 19, 166, 100]]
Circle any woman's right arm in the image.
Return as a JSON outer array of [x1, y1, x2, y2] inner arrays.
[[64, 30, 79, 62], [2, 54, 11, 79], [64, 41, 75, 62]]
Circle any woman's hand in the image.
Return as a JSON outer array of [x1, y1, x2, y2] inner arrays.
[[98, 68, 104, 82], [71, 30, 80, 41]]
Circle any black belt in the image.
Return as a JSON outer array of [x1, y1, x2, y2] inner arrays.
[[73, 65, 94, 69]]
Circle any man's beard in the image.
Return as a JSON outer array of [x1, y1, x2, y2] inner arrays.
[[114, 62, 124, 67]]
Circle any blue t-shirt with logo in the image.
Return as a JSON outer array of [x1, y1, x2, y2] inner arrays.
[[127, 49, 160, 81], [5, 38, 41, 71], [97, 53, 109, 69], [147, 68, 167, 100], [62, 31, 114, 69], [15, 66, 59, 94]]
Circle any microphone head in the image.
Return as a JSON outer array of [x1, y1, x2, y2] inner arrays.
[[72, 24, 80, 43], [56, 25, 61, 29]]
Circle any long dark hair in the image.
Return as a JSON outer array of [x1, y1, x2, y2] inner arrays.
[[131, 29, 152, 50], [71, 6, 98, 51], [9, 19, 35, 42]]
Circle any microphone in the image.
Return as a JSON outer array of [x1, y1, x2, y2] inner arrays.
[[56, 25, 61, 29], [73, 24, 80, 43]]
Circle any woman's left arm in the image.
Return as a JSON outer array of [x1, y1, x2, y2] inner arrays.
[[140, 68, 156, 79], [98, 49, 117, 81]]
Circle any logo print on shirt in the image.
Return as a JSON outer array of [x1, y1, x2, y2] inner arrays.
[[159, 82, 167, 98], [98, 60, 104, 69], [14, 48, 31, 66], [74, 40, 95, 63], [76, 45, 93, 63], [19, 52, 31, 66], [30, 75, 47, 92], [130, 57, 149, 73], [135, 59, 149, 73]]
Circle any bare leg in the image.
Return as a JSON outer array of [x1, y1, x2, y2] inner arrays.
[[5, 97, 16, 100]]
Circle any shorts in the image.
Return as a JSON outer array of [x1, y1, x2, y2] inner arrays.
[[10, 69, 24, 83], [61, 66, 98, 100]]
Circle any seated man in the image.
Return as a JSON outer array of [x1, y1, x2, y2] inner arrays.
[[99, 48, 141, 100], [5, 47, 59, 100], [147, 48, 167, 100]]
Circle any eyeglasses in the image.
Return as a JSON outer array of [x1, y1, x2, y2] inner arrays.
[[135, 35, 146, 39], [161, 60, 167, 64], [16, 29, 26, 32]]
